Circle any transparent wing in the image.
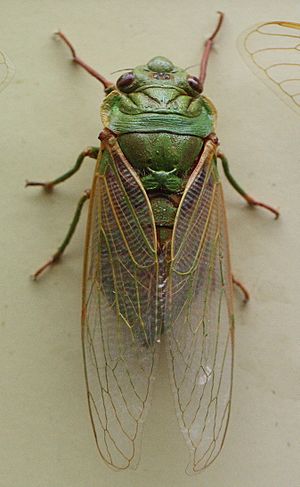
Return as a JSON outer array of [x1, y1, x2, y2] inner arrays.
[[0, 50, 15, 93], [238, 21, 300, 114], [82, 140, 160, 470], [166, 140, 234, 474]]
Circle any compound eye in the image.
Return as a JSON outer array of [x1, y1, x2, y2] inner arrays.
[[187, 75, 202, 93], [116, 72, 135, 91]]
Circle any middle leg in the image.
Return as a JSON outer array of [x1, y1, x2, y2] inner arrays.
[[26, 146, 99, 192], [218, 152, 280, 219]]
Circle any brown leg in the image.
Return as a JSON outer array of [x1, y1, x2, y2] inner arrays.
[[243, 194, 280, 219], [55, 31, 113, 90], [232, 275, 250, 303], [199, 12, 224, 91]]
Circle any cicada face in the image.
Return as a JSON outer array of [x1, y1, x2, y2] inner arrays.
[[101, 57, 217, 130], [114, 56, 204, 117]]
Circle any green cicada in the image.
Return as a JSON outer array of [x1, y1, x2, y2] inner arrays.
[[27, 12, 279, 473]]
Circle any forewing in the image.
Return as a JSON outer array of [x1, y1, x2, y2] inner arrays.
[[238, 21, 300, 114], [166, 142, 234, 474], [0, 50, 14, 93], [82, 145, 159, 470]]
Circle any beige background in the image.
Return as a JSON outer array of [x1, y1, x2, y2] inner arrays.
[[1, 1, 299, 486]]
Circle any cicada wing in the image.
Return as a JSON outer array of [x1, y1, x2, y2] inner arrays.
[[0, 50, 14, 93], [166, 141, 234, 474], [82, 143, 160, 470], [238, 21, 300, 114]]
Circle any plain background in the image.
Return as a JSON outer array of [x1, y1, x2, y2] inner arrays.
[[1, 1, 299, 486]]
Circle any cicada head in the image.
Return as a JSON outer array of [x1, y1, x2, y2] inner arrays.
[[112, 56, 205, 118], [101, 57, 217, 139]]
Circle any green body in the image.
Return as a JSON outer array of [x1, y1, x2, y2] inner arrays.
[[99, 56, 217, 246]]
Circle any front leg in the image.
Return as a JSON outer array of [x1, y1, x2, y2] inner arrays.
[[55, 31, 113, 90], [217, 152, 280, 219]]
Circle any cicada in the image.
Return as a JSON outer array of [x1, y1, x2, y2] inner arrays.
[[27, 13, 279, 474], [238, 20, 300, 115]]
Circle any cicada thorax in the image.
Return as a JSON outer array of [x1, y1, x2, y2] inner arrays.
[[100, 64, 217, 241]]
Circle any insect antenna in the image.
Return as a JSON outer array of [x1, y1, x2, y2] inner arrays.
[[110, 68, 133, 74]]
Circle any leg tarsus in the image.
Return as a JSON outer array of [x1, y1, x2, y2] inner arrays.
[[243, 194, 280, 219], [31, 253, 61, 281], [26, 146, 98, 191], [25, 180, 54, 192], [217, 152, 280, 219], [55, 31, 113, 90], [232, 275, 250, 303], [32, 189, 90, 280]]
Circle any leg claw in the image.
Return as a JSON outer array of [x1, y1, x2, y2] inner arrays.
[[232, 276, 250, 303], [31, 253, 60, 280]]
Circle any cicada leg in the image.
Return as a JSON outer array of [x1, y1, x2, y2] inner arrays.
[[232, 275, 250, 303], [27, 147, 98, 278], [25, 146, 99, 191], [198, 11, 224, 91], [32, 189, 90, 280], [217, 152, 280, 219], [55, 31, 113, 90]]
